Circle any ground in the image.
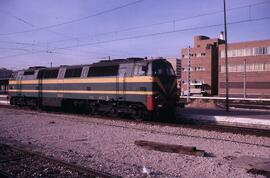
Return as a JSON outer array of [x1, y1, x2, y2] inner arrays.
[[0, 107, 269, 177]]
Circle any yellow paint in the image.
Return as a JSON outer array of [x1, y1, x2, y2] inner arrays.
[[8, 89, 155, 95], [9, 76, 153, 85], [9, 76, 175, 95]]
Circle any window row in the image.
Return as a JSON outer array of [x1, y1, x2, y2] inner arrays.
[[25, 64, 150, 79], [182, 52, 206, 59], [220, 46, 270, 58], [220, 63, 270, 73], [182, 80, 205, 84], [36, 66, 119, 79], [183, 66, 206, 72]]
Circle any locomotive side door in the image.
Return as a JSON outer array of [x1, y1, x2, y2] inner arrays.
[[118, 63, 134, 103], [37, 70, 44, 106], [16, 71, 23, 97], [57, 68, 66, 97]]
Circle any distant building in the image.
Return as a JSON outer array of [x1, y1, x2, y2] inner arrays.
[[167, 57, 181, 91], [0, 68, 13, 94], [219, 39, 270, 98], [166, 57, 181, 79], [181, 35, 224, 96]]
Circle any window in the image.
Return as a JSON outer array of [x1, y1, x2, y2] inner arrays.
[[183, 67, 193, 71], [220, 65, 225, 73], [254, 63, 264, 71], [153, 62, 175, 76], [221, 46, 270, 58], [246, 64, 254, 72], [245, 48, 252, 56], [166, 66, 176, 76], [88, 65, 119, 77], [182, 54, 188, 59], [265, 63, 270, 71], [42, 69, 59, 79], [236, 64, 243, 72], [194, 66, 206, 71], [134, 64, 148, 76], [220, 63, 270, 73], [24, 70, 35, 75], [64, 68, 82, 78], [220, 50, 225, 58]]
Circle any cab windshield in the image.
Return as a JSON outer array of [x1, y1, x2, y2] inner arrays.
[[153, 61, 176, 77]]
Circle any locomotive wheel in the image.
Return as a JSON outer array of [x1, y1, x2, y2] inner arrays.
[[109, 108, 118, 117]]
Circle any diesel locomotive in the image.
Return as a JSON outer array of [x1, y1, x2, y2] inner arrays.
[[8, 58, 178, 119]]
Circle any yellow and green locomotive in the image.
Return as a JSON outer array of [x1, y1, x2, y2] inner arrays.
[[9, 58, 177, 119]]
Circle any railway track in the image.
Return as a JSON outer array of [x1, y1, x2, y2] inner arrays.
[[0, 143, 120, 178], [1, 104, 270, 140], [0, 104, 269, 178]]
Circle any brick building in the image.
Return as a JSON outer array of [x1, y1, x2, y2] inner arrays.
[[219, 39, 270, 98], [167, 57, 181, 91], [167, 58, 181, 79], [181, 35, 224, 96]]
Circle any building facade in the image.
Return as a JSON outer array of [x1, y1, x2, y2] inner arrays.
[[167, 57, 181, 93], [167, 57, 181, 79], [181, 35, 224, 96], [219, 39, 270, 98]]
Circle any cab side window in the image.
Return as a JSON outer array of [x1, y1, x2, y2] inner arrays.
[[133, 63, 148, 76], [118, 63, 133, 77], [153, 62, 175, 76]]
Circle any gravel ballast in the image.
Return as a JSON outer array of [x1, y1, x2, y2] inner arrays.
[[0, 107, 269, 177]]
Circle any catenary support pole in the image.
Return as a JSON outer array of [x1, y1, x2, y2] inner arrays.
[[244, 59, 247, 98], [224, 0, 229, 112], [187, 46, 191, 103]]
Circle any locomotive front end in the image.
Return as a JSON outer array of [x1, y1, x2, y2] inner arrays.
[[148, 59, 178, 116]]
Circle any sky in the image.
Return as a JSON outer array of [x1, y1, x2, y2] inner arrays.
[[0, 0, 270, 70]]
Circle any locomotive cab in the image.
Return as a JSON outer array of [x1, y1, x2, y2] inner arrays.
[[149, 59, 177, 117]]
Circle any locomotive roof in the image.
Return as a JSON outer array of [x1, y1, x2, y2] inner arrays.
[[25, 57, 167, 71]]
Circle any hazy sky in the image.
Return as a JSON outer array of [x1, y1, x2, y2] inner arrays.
[[0, 0, 270, 69]]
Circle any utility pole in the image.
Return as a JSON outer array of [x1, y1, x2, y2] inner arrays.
[[243, 59, 247, 98], [187, 46, 191, 103], [223, 0, 229, 112], [50, 62, 52, 68]]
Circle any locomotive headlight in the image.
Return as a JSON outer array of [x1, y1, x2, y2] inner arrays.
[[154, 95, 160, 100], [157, 104, 163, 108], [154, 95, 163, 108]]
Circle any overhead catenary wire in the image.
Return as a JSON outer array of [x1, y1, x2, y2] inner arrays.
[[1, 0, 269, 46], [54, 16, 270, 50], [0, 9, 85, 41], [0, 1, 144, 57], [1, 16, 269, 60], [0, 0, 145, 36], [1, 0, 269, 66], [0, 0, 269, 63], [1, 0, 269, 59], [0, 0, 269, 44], [29, 0, 270, 46]]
